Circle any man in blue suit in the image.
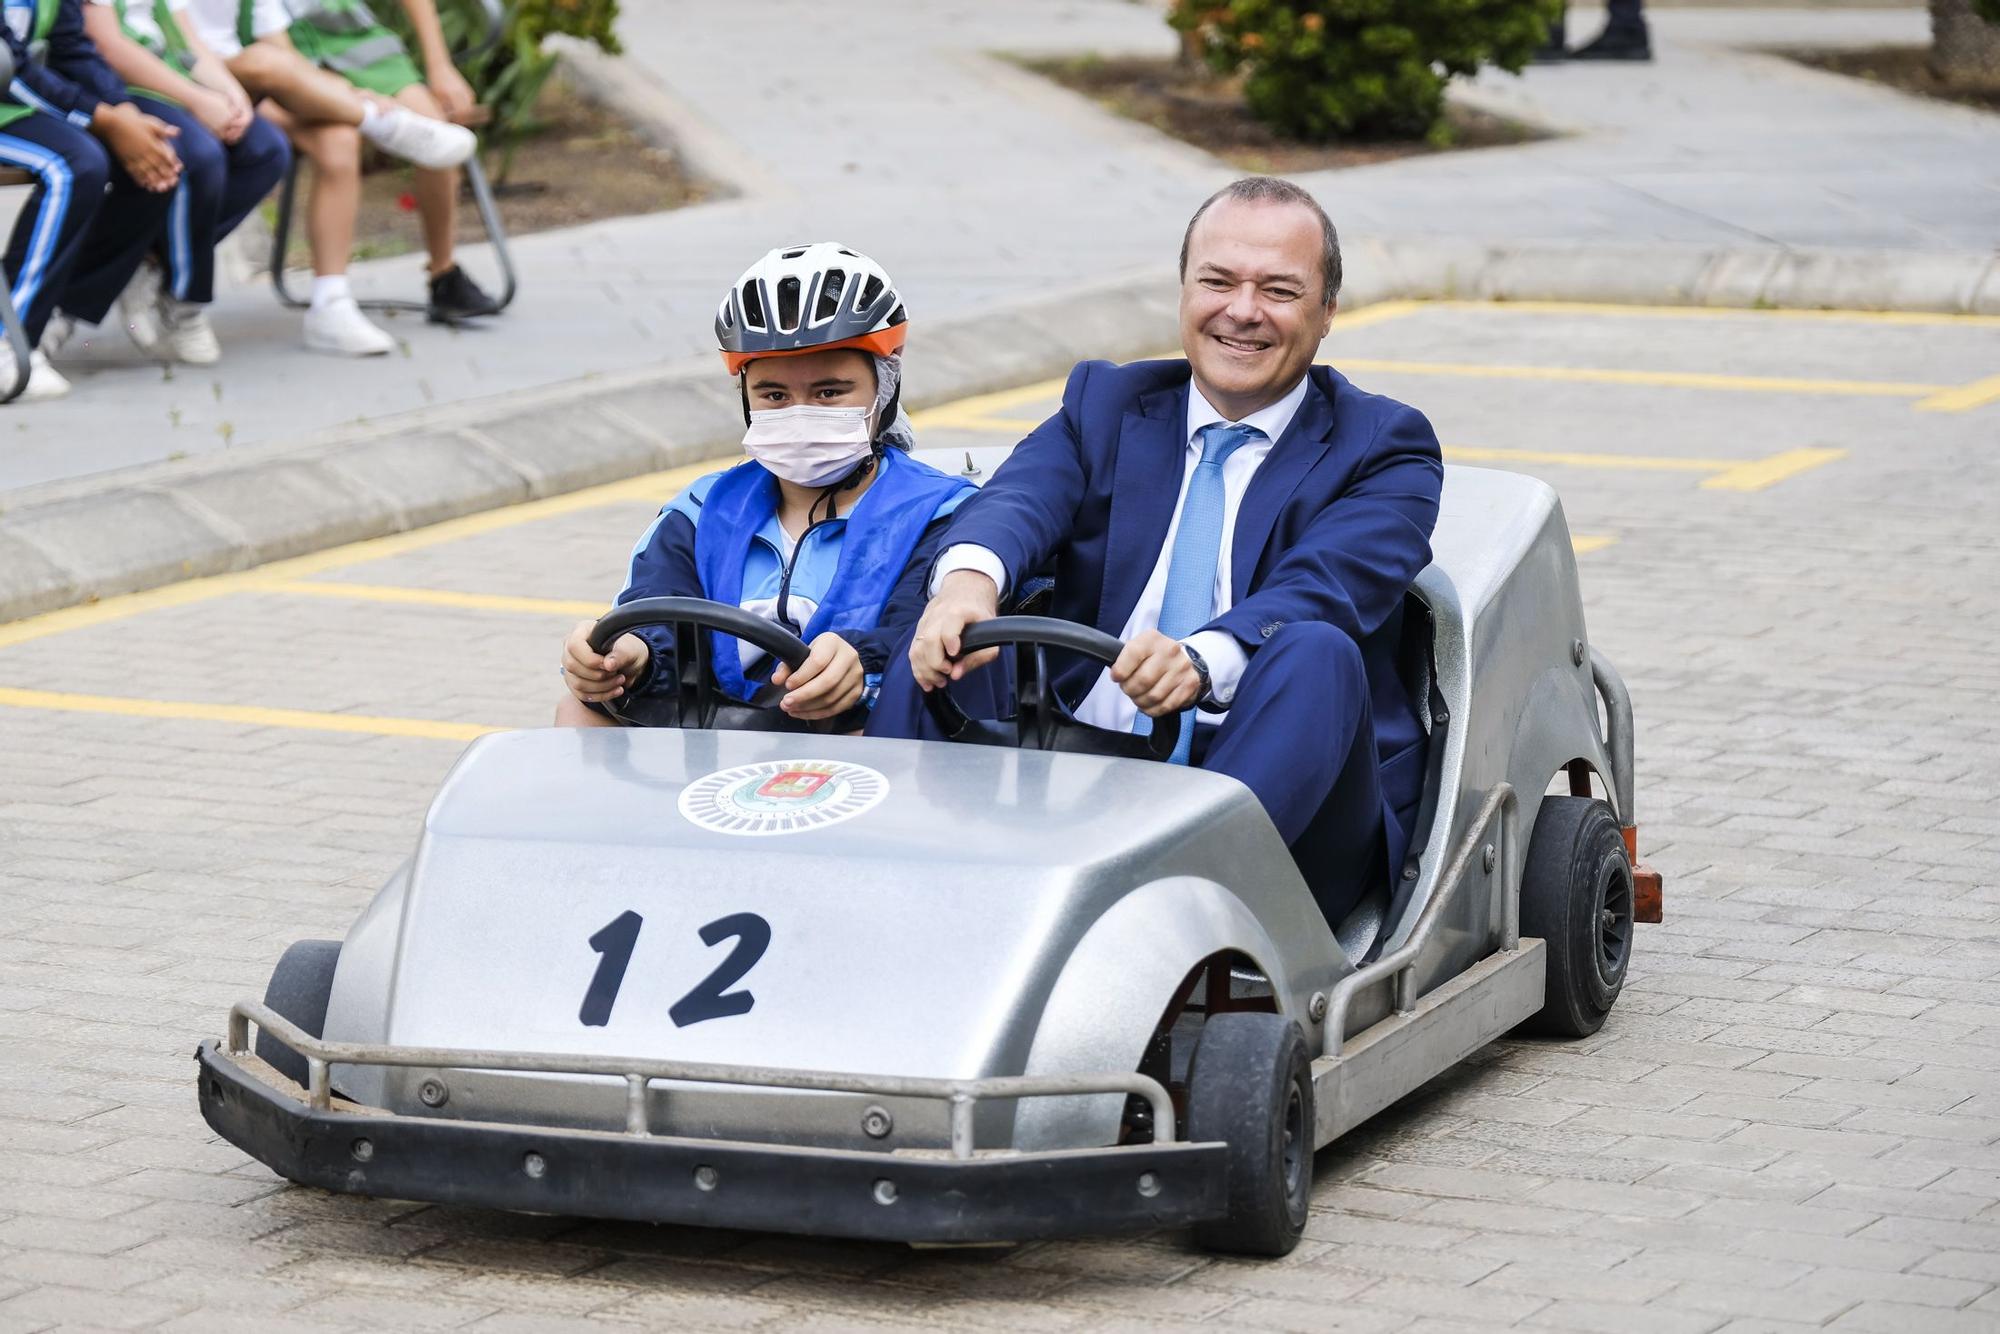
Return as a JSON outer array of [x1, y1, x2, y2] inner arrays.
[[884, 176, 1444, 928]]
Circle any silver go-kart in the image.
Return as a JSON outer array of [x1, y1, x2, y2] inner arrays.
[[197, 464, 1662, 1257]]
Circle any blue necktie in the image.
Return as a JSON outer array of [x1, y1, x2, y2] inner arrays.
[[1144, 421, 1261, 764]]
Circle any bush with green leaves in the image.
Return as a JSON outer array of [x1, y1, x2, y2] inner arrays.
[[382, 0, 622, 175], [1170, 0, 1560, 143]]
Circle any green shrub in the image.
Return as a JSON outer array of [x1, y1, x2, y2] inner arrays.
[[1169, 0, 1560, 143], [383, 0, 623, 176]]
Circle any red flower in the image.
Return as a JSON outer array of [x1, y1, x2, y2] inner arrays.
[[397, 191, 418, 211]]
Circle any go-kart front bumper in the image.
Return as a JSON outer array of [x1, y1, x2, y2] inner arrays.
[[195, 1007, 1229, 1244]]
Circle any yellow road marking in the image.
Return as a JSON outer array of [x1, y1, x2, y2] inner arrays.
[[0, 686, 499, 741], [1329, 299, 1426, 331], [1699, 448, 1847, 492], [0, 459, 724, 652], [1914, 373, 2000, 413], [251, 579, 606, 618], [1444, 443, 1844, 492], [1571, 535, 1617, 555], [911, 376, 1068, 432], [1337, 358, 1944, 399], [1426, 299, 2000, 330]]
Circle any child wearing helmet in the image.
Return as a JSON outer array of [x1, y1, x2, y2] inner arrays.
[[558, 244, 976, 730]]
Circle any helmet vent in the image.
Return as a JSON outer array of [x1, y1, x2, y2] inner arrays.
[[781, 247, 806, 259], [858, 275, 885, 311], [776, 277, 802, 332], [814, 270, 847, 325], [740, 282, 766, 331]]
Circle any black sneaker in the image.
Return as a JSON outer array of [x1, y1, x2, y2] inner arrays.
[[427, 264, 503, 324], [1570, 24, 1652, 60]]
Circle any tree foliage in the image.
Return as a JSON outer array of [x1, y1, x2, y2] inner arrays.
[[1169, 0, 1560, 143]]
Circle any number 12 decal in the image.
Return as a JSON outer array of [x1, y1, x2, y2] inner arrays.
[[578, 911, 771, 1029]]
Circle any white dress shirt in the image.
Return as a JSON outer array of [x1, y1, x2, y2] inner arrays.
[[934, 375, 1309, 734]]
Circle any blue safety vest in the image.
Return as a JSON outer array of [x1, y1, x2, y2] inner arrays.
[[690, 449, 973, 702]]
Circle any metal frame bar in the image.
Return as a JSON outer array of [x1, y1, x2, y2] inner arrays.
[[0, 266, 29, 404], [268, 153, 518, 316], [1320, 783, 1519, 1059], [228, 1002, 1177, 1159], [1588, 648, 1636, 825]]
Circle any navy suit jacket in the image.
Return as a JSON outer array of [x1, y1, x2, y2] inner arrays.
[[941, 357, 1444, 816]]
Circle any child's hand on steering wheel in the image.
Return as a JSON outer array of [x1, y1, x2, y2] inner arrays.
[[773, 632, 864, 721], [562, 619, 650, 704]]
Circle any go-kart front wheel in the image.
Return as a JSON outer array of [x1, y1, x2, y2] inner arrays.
[[254, 938, 341, 1087], [1518, 796, 1634, 1038], [1186, 1011, 1313, 1256]]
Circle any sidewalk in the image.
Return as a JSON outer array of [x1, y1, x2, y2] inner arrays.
[[2, 1, 1992, 616]]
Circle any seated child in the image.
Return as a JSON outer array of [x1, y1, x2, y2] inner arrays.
[[558, 243, 974, 730], [77, 0, 292, 363], [2, 0, 181, 400]]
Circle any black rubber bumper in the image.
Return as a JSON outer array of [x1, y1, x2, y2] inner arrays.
[[196, 1042, 1229, 1243]]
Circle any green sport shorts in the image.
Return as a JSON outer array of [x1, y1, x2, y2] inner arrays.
[[291, 21, 425, 97]]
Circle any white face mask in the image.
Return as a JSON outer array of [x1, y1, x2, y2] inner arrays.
[[742, 404, 875, 488]]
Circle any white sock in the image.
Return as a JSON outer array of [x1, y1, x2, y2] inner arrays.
[[310, 274, 352, 311]]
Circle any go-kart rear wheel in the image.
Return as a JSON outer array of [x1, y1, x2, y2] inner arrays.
[[1518, 796, 1633, 1038], [254, 939, 341, 1087], [1186, 1011, 1313, 1256]]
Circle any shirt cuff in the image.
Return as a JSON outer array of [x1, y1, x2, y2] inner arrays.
[[931, 544, 1009, 600], [1184, 630, 1247, 708]]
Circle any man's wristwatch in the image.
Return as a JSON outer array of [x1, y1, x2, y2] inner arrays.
[[1182, 642, 1214, 708]]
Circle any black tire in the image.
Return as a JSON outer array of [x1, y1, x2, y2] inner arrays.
[[254, 939, 341, 1087], [1518, 796, 1633, 1038], [1186, 1012, 1314, 1256]]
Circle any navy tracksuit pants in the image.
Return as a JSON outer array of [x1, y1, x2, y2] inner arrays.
[[135, 98, 289, 305], [0, 112, 171, 345]]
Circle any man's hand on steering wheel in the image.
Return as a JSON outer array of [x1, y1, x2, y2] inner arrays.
[[772, 632, 864, 721], [1113, 629, 1203, 717], [563, 619, 650, 704], [910, 570, 1002, 689]]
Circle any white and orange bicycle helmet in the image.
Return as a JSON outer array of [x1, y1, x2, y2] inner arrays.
[[715, 243, 907, 375]]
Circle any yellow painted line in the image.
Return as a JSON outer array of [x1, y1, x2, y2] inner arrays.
[[1337, 358, 1944, 399], [0, 458, 724, 652], [1914, 373, 2000, 413], [910, 376, 1067, 431], [1329, 299, 1426, 331], [1571, 534, 1617, 555], [250, 579, 605, 618], [1428, 299, 2000, 330], [1446, 445, 1717, 474], [1699, 447, 1846, 492], [0, 686, 500, 741]]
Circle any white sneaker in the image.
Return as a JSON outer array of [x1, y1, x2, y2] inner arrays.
[[1, 348, 73, 402], [158, 298, 221, 365], [303, 295, 396, 357], [360, 106, 475, 171], [116, 260, 166, 356], [39, 312, 75, 358]]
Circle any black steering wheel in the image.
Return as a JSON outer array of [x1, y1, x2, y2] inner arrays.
[[922, 616, 1181, 761], [589, 596, 830, 732]]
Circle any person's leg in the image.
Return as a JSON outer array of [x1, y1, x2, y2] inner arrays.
[[46, 144, 176, 334], [0, 117, 110, 347], [1193, 621, 1385, 926], [132, 98, 226, 307], [262, 105, 360, 280], [230, 41, 368, 126], [555, 696, 619, 728], [215, 115, 293, 246], [394, 82, 456, 275]]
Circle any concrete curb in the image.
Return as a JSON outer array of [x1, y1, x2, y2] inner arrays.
[[1, 239, 1991, 626]]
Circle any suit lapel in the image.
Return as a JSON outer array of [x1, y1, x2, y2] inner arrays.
[[1229, 371, 1338, 604], [1099, 382, 1189, 634]]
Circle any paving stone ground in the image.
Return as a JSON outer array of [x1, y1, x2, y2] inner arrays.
[[2, 301, 1998, 1331]]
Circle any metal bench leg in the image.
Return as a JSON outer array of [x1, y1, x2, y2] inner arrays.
[[461, 154, 517, 313], [0, 279, 31, 404], [270, 156, 311, 311]]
